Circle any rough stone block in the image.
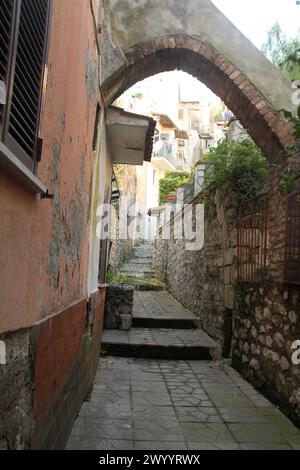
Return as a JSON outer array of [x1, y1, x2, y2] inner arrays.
[[120, 314, 132, 331], [104, 283, 134, 330]]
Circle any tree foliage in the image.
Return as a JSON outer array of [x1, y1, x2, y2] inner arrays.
[[262, 22, 300, 81], [159, 171, 190, 205], [202, 139, 269, 205]]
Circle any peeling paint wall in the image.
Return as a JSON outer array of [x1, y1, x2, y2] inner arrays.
[[0, 0, 102, 334], [0, 0, 112, 449]]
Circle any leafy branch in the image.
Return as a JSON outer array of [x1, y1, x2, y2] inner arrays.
[[201, 139, 269, 205]]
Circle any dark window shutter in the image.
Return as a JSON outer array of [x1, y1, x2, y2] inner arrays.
[[0, 0, 14, 125], [8, 0, 50, 169]]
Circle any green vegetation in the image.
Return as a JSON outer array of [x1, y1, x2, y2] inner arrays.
[[278, 105, 300, 194], [107, 267, 165, 290], [202, 139, 269, 205], [262, 22, 300, 81], [100, 347, 108, 356], [132, 92, 143, 100], [159, 171, 190, 205], [283, 106, 300, 142]]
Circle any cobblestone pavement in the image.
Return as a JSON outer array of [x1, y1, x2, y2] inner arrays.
[[67, 357, 300, 450]]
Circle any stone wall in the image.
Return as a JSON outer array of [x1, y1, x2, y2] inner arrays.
[[104, 283, 134, 331], [31, 288, 106, 449], [154, 190, 237, 352], [0, 330, 33, 450], [0, 288, 106, 450], [232, 283, 300, 426], [155, 179, 300, 425]]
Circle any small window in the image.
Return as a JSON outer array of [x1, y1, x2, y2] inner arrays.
[[0, 0, 52, 173], [153, 129, 160, 143], [178, 109, 184, 120], [160, 133, 171, 142]]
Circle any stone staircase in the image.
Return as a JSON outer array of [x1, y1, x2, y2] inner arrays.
[[102, 291, 218, 360], [119, 242, 155, 279], [103, 241, 218, 361]]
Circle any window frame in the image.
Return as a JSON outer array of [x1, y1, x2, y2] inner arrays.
[[0, 0, 52, 174]]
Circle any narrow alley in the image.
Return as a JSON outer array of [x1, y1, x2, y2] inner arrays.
[[1, 0, 300, 455], [67, 243, 300, 450], [67, 300, 300, 450]]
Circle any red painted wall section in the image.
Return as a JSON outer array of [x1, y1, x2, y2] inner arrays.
[[0, 0, 99, 334], [32, 287, 106, 450]]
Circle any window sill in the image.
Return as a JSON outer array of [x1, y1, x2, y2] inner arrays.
[[0, 141, 47, 194]]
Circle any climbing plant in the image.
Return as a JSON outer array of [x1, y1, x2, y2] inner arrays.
[[278, 105, 300, 194], [202, 139, 269, 205], [159, 171, 190, 205]]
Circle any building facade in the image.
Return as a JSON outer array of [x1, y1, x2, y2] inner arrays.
[[0, 0, 154, 449], [0, 0, 297, 449]]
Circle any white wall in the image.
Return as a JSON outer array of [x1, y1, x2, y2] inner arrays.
[[87, 110, 113, 294]]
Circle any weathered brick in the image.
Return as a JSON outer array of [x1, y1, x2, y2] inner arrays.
[[31, 289, 106, 449]]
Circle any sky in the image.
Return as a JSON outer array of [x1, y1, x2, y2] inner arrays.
[[212, 0, 299, 49], [180, 0, 300, 101]]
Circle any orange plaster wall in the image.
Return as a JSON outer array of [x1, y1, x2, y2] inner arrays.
[[0, 0, 99, 333]]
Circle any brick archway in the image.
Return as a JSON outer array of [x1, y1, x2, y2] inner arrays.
[[102, 35, 294, 161]]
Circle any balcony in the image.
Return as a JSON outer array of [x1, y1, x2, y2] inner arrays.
[[152, 141, 177, 170]]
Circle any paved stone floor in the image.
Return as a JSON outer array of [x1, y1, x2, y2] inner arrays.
[[67, 357, 300, 450], [102, 328, 216, 348], [133, 291, 198, 322]]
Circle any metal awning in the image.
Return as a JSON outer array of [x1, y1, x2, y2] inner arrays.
[[106, 106, 156, 165]]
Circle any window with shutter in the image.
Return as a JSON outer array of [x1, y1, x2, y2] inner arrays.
[[0, 0, 14, 129], [0, 0, 51, 173]]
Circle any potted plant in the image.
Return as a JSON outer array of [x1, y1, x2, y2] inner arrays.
[[165, 192, 177, 204]]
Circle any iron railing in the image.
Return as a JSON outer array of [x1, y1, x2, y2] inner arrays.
[[153, 144, 177, 168], [183, 176, 196, 204], [237, 194, 269, 282], [284, 187, 300, 285]]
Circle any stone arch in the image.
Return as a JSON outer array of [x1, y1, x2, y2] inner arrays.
[[102, 35, 294, 161]]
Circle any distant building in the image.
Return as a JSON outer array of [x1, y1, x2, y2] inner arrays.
[[114, 72, 191, 240]]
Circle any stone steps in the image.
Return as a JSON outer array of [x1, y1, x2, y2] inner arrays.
[[101, 327, 217, 360], [119, 264, 154, 273], [132, 316, 199, 329], [117, 242, 155, 280], [102, 291, 218, 361], [126, 257, 153, 265], [104, 246, 217, 361], [119, 271, 155, 280]]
